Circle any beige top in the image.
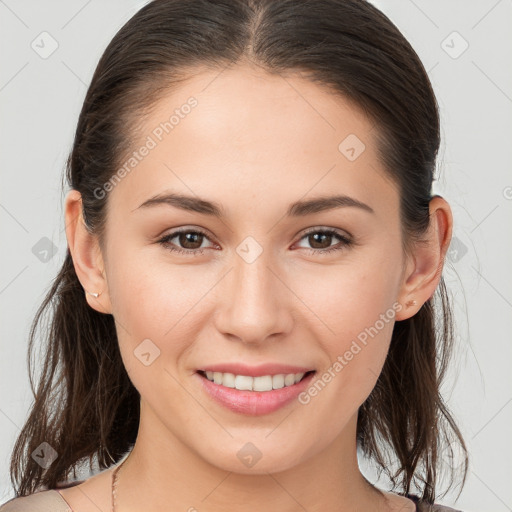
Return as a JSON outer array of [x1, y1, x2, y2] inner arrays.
[[0, 488, 463, 512], [0, 489, 71, 511]]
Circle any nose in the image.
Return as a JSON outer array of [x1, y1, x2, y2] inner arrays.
[[213, 249, 294, 345]]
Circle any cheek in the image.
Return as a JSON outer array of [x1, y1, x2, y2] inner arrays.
[[294, 251, 401, 407], [108, 255, 204, 402], [299, 251, 401, 344], [107, 245, 197, 325], [106, 248, 215, 372]]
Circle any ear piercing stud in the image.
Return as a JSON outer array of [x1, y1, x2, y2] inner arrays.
[[405, 299, 417, 308], [86, 291, 101, 298]]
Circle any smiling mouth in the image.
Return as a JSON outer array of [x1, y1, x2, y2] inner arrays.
[[197, 369, 316, 392]]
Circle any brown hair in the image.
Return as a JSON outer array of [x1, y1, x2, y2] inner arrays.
[[9, 0, 468, 504]]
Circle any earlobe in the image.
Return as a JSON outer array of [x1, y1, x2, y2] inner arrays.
[[64, 190, 112, 314], [394, 196, 453, 321]]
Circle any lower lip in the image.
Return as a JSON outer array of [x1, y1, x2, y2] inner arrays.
[[195, 371, 316, 416]]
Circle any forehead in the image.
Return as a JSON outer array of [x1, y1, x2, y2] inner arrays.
[[108, 63, 398, 219]]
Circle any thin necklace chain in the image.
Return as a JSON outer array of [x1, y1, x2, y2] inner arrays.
[[111, 458, 128, 512]]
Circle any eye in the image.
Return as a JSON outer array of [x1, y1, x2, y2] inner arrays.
[[157, 227, 353, 257], [295, 228, 353, 255], [157, 228, 215, 256]]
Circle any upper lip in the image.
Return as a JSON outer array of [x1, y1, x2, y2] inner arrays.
[[198, 363, 315, 377]]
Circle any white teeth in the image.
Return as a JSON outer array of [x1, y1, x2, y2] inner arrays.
[[235, 374, 253, 390], [253, 375, 273, 392], [221, 372, 236, 388], [272, 374, 284, 389], [284, 374, 295, 386], [202, 371, 307, 391]]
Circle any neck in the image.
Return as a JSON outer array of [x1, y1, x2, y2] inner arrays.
[[115, 400, 391, 512]]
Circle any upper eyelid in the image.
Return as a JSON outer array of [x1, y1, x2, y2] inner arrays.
[[298, 226, 352, 239]]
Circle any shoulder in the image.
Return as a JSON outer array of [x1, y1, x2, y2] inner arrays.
[[418, 504, 464, 512], [0, 489, 72, 512]]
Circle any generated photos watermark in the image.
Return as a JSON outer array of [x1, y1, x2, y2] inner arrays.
[[298, 301, 403, 405]]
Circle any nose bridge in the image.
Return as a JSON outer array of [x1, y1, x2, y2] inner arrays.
[[215, 241, 292, 343]]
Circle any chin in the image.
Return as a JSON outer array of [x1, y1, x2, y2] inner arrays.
[[197, 438, 312, 476]]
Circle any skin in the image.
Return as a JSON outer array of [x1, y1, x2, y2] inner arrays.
[[61, 62, 452, 512]]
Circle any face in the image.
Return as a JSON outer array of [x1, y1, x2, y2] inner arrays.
[[94, 63, 410, 474]]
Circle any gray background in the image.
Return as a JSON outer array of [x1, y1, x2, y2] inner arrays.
[[1, 1, 511, 510]]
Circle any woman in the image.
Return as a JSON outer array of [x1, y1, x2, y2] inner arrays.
[[1, 0, 468, 510]]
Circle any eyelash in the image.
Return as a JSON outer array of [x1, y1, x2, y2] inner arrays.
[[157, 227, 353, 257]]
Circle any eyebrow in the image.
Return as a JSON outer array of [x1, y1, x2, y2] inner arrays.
[[134, 191, 375, 217]]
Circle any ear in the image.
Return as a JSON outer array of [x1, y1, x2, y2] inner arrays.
[[64, 189, 112, 314], [394, 195, 453, 321]]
